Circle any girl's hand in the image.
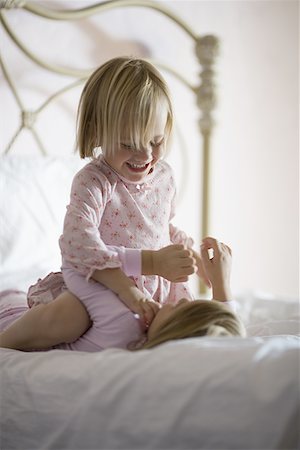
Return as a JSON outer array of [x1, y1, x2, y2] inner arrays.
[[92, 268, 160, 325], [120, 285, 161, 326], [152, 245, 197, 282], [200, 237, 233, 301], [190, 249, 211, 287]]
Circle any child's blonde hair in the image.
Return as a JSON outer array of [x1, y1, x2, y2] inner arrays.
[[77, 57, 173, 158], [142, 300, 246, 350]]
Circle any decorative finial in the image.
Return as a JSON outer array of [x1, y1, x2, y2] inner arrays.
[[195, 35, 219, 134], [196, 35, 219, 66]]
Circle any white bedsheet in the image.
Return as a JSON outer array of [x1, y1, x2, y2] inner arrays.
[[1, 336, 299, 450]]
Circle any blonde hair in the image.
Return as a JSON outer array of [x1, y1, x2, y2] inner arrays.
[[142, 300, 246, 350], [76, 57, 173, 158]]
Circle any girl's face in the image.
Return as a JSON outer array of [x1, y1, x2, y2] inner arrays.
[[104, 103, 169, 183], [147, 298, 190, 340]]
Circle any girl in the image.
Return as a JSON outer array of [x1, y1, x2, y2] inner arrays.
[[0, 238, 246, 351], [1, 58, 243, 351], [57, 56, 207, 328]]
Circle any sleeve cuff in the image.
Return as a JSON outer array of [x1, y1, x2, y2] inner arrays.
[[112, 246, 142, 277]]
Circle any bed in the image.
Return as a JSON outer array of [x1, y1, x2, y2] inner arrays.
[[0, 1, 299, 449]]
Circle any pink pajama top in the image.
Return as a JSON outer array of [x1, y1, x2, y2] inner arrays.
[[0, 156, 198, 353], [59, 155, 193, 304]]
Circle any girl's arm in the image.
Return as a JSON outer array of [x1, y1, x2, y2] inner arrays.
[[200, 237, 233, 301], [142, 245, 196, 282], [112, 244, 197, 283], [92, 244, 197, 324], [92, 268, 160, 326], [59, 167, 124, 280]]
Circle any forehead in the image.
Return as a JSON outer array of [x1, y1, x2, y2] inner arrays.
[[153, 104, 169, 129], [121, 101, 169, 137]]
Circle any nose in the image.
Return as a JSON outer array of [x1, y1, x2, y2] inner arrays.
[[135, 145, 152, 161]]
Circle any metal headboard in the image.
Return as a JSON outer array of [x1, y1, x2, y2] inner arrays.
[[0, 0, 218, 292]]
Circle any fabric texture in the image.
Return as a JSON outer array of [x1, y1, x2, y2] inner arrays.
[[27, 245, 142, 308], [1, 332, 299, 450]]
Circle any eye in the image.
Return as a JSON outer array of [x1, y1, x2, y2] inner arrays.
[[150, 138, 164, 148], [121, 143, 135, 150]]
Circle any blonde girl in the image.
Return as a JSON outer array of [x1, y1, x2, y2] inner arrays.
[[58, 56, 203, 327], [141, 300, 245, 350], [0, 237, 246, 351]]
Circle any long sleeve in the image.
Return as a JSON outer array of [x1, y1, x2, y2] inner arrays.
[[59, 164, 122, 279], [109, 246, 141, 277], [169, 223, 194, 248], [168, 180, 194, 247]]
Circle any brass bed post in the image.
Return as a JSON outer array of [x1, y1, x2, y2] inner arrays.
[[195, 35, 219, 295]]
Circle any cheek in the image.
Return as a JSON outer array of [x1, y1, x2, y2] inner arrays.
[[110, 150, 132, 166], [154, 146, 165, 160]]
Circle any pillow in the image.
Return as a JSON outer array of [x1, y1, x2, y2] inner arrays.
[[0, 155, 86, 291]]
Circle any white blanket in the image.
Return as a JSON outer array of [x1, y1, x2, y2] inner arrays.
[[1, 335, 299, 450]]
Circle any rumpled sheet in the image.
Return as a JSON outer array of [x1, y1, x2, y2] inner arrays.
[[1, 334, 299, 450]]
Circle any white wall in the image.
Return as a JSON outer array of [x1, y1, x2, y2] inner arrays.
[[165, 0, 299, 299], [1, 0, 298, 299]]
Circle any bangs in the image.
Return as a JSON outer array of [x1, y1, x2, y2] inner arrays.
[[78, 58, 174, 158], [103, 79, 173, 155], [121, 96, 172, 151]]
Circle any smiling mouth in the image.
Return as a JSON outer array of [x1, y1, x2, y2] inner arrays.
[[126, 162, 151, 172]]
